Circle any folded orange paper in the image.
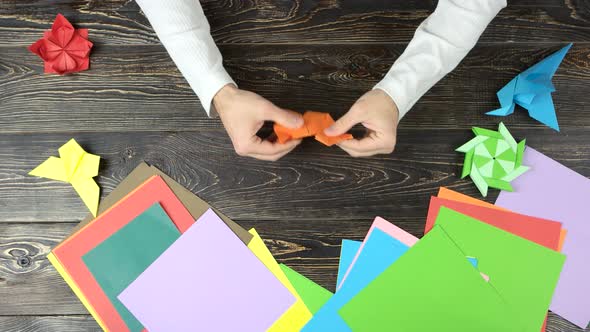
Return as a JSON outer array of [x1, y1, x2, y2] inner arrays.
[[274, 111, 353, 146]]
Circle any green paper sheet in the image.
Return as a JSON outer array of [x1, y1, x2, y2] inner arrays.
[[339, 226, 517, 331], [280, 264, 332, 315], [82, 203, 181, 332], [434, 207, 565, 332]]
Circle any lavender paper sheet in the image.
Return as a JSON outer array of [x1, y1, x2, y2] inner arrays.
[[118, 209, 295, 332], [495, 147, 590, 328]]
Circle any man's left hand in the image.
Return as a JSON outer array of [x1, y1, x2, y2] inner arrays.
[[324, 89, 400, 157]]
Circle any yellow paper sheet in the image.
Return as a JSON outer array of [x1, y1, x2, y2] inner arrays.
[[47, 252, 107, 331], [247, 229, 313, 331], [29, 139, 100, 216]]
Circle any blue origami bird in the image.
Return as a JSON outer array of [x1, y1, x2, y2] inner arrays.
[[487, 43, 572, 131]]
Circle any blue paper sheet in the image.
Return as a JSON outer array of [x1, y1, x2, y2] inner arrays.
[[336, 240, 362, 290], [302, 229, 410, 331], [304, 231, 483, 331]]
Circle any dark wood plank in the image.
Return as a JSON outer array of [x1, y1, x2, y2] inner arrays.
[[0, 223, 83, 315], [2, 0, 589, 330], [0, 45, 211, 133], [1, 0, 589, 46], [0, 0, 577, 14], [544, 316, 590, 332], [1, 129, 588, 223], [1, 222, 589, 331], [0, 316, 100, 332], [0, 313, 583, 332], [1, 43, 589, 133]]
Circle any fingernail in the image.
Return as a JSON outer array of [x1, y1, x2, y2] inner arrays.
[[324, 126, 335, 135]]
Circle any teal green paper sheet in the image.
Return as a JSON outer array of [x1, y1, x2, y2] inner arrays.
[[339, 225, 518, 331], [82, 203, 181, 332], [280, 264, 333, 315], [433, 207, 565, 332]]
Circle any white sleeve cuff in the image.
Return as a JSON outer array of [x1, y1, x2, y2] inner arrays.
[[188, 63, 236, 117], [373, 80, 411, 121]]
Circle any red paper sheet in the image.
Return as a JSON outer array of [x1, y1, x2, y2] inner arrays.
[[427, 194, 561, 332], [426, 196, 562, 251], [52, 175, 194, 331], [437, 187, 567, 251]]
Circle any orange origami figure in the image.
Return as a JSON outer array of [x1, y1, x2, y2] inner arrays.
[[274, 111, 353, 146]]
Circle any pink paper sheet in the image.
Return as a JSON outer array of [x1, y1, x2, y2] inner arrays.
[[337, 217, 418, 290]]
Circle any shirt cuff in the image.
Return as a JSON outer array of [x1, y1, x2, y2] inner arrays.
[[373, 79, 411, 122], [189, 69, 236, 117]]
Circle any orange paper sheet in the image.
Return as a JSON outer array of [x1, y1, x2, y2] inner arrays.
[[274, 111, 352, 146], [437, 187, 506, 210]]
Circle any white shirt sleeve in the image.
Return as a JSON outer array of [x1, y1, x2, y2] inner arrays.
[[374, 0, 507, 120], [136, 0, 235, 116]]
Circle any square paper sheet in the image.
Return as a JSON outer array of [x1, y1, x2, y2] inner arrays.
[[82, 203, 180, 332], [118, 209, 296, 332], [496, 147, 590, 327], [338, 225, 517, 331]]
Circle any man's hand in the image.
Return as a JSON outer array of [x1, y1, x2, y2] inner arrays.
[[324, 89, 399, 157], [214, 84, 304, 161]]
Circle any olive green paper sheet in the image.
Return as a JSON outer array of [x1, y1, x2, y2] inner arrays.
[[338, 225, 519, 332], [433, 207, 565, 332], [280, 264, 332, 315], [82, 202, 180, 332]]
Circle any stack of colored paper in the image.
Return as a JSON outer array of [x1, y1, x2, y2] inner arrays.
[[49, 147, 587, 331], [299, 147, 590, 331], [48, 162, 333, 332], [300, 194, 566, 331]]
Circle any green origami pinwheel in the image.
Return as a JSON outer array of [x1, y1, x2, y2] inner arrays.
[[456, 122, 529, 197]]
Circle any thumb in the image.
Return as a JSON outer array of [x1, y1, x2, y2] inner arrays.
[[266, 107, 304, 129], [325, 109, 363, 136]]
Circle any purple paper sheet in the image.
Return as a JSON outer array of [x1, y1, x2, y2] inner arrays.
[[118, 209, 295, 332], [495, 147, 590, 328]]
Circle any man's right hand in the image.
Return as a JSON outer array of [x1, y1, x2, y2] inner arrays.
[[214, 84, 304, 161]]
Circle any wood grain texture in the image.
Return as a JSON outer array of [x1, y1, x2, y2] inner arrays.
[[1, 0, 589, 46], [0, 313, 584, 332], [2, 0, 590, 331], [2, 43, 589, 133], [2, 129, 589, 222], [0, 223, 80, 315], [0, 316, 100, 332]]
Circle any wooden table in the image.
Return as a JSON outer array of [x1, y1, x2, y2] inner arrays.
[[1, 0, 589, 331]]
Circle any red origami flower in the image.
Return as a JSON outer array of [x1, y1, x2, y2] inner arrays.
[[28, 14, 93, 75]]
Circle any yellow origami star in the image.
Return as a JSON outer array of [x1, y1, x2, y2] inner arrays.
[[29, 139, 100, 216]]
